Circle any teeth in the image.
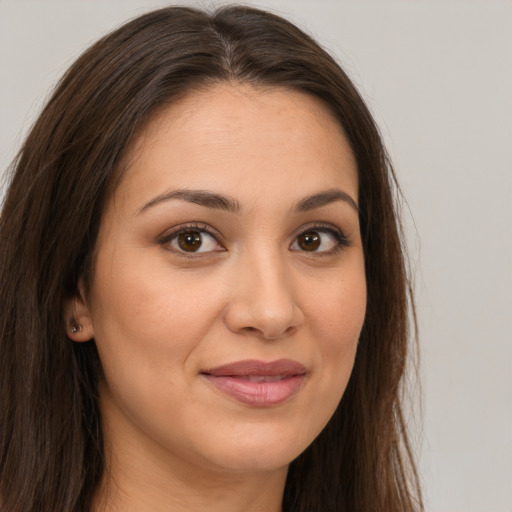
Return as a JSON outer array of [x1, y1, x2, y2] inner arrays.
[[240, 375, 286, 382]]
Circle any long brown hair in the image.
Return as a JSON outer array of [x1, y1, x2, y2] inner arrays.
[[0, 6, 422, 511]]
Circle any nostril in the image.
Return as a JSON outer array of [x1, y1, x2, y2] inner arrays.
[[223, 292, 304, 340]]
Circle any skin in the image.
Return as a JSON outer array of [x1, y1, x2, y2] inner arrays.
[[66, 84, 367, 512]]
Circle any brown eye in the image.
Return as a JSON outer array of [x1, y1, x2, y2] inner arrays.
[[164, 227, 222, 255], [177, 231, 202, 252], [297, 231, 321, 251], [291, 227, 345, 254]]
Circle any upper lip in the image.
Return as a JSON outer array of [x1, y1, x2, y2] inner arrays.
[[202, 359, 307, 377]]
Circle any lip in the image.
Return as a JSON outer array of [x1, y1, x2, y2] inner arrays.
[[201, 359, 307, 407]]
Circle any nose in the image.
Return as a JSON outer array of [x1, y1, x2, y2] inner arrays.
[[223, 250, 304, 340]]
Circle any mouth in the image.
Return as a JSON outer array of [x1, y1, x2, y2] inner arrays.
[[232, 374, 291, 382], [201, 359, 307, 407]]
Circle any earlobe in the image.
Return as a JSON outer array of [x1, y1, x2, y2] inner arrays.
[[63, 279, 95, 342]]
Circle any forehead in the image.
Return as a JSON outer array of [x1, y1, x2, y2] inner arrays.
[[115, 84, 358, 212]]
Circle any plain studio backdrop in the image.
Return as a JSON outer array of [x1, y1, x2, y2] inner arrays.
[[0, 1, 510, 511]]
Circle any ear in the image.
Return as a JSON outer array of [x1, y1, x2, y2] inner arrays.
[[63, 279, 95, 342]]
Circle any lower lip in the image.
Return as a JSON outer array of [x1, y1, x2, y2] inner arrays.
[[203, 374, 305, 406]]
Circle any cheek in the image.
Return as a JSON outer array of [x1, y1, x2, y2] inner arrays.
[[305, 267, 366, 389], [93, 248, 216, 331], [275, 266, 366, 451], [88, 254, 228, 440], [89, 250, 225, 387], [309, 265, 366, 341]]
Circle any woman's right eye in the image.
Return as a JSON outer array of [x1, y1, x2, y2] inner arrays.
[[162, 228, 224, 255]]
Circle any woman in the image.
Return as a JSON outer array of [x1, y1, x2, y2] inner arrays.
[[0, 5, 422, 511]]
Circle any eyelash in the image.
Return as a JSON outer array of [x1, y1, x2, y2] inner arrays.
[[293, 223, 352, 255], [158, 222, 351, 257], [158, 223, 223, 258]]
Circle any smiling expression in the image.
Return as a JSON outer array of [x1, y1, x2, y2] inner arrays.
[[71, 84, 367, 476]]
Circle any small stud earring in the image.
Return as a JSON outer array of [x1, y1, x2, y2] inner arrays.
[[69, 320, 81, 334]]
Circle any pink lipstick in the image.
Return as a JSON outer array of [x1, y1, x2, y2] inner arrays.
[[201, 359, 307, 407]]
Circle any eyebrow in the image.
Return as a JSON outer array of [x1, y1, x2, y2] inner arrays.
[[294, 188, 359, 213], [137, 187, 358, 215], [137, 189, 241, 215]]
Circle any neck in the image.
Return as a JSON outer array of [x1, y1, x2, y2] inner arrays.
[[92, 454, 287, 512]]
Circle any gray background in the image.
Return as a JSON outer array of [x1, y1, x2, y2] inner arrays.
[[1, 1, 510, 510]]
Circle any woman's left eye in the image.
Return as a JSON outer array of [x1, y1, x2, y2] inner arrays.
[[163, 228, 223, 254], [290, 228, 348, 254]]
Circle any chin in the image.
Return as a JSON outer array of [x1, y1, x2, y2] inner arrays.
[[211, 449, 298, 474], [196, 424, 314, 474]]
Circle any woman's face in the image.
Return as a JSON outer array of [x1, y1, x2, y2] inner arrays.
[[75, 84, 366, 475]]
